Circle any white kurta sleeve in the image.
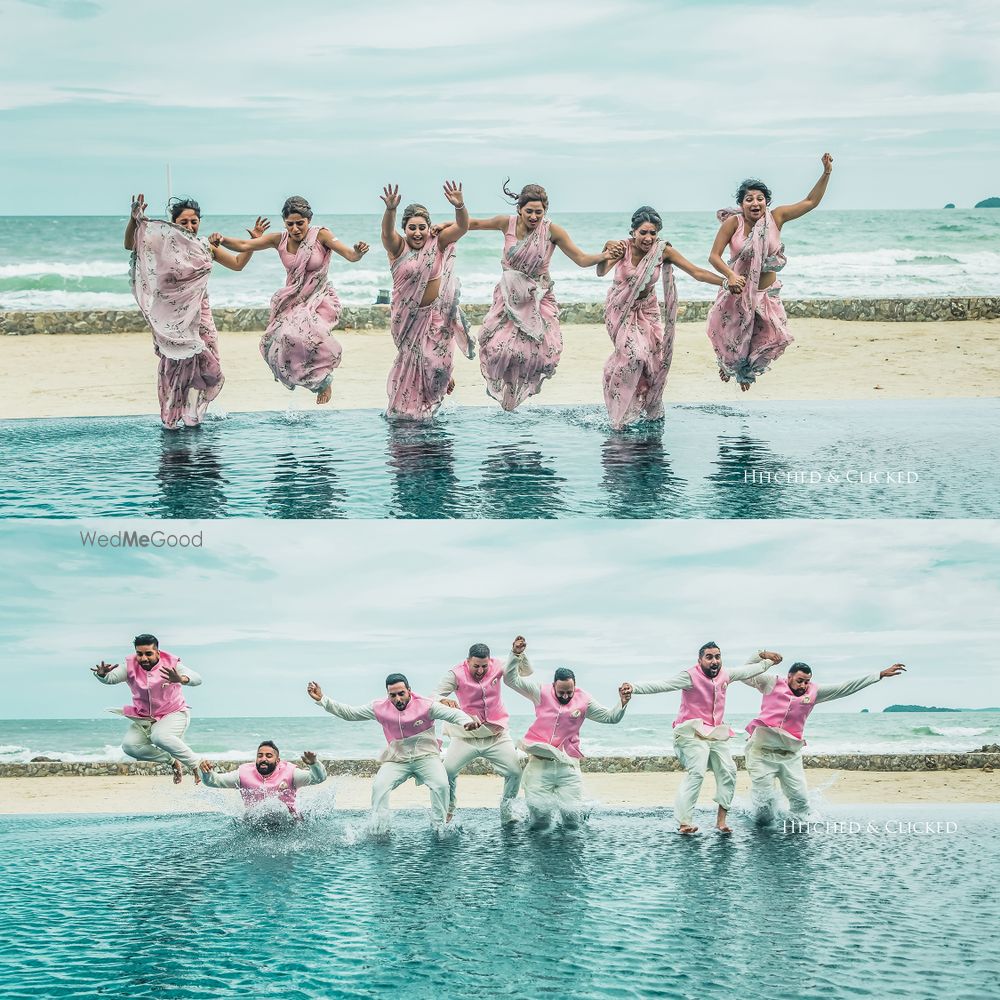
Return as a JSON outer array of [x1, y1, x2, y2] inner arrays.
[[177, 665, 202, 687], [434, 671, 458, 700], [585, 697, 627, 724], [316, 696, 377, 721], [815, 673, 882, 704], [96, 663, 128, 684], [200, 768, 241, 789], [741, 673, 778, 695], [429, 702, 475, 727], [727, 653, 773, 682], [504, 652, 542, 706], [292, 761, 328, 787], [631, 669, 692, 696]]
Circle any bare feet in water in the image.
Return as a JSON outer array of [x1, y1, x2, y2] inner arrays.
[[316, 385, 332, 405], [679, 823, 699, 835]]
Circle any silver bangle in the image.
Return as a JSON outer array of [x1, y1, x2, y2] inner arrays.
[[722, 277, 730, 291]]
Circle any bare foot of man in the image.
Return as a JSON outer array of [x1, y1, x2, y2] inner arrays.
[[171, 759, 183, 784], [316, 385, 332, 405]]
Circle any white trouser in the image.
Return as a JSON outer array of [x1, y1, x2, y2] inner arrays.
[[443, 733, 522, 814], [521, 756, 584, 829], [371, 756, 450, 826], [673, 733, 737, 826], [744, 743, 810, 820], [121, 710, 199, 769]]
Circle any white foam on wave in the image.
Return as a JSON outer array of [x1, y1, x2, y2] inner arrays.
[[0, 290, 136, 310], [928, 726, 990, 738], [0, 260, 126, 279]]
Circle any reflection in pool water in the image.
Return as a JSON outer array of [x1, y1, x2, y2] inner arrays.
[[0, 806, 996, 999], [1, 400, 996, 519]]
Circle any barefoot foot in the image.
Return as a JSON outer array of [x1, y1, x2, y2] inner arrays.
[[446, 377, 456, 395], [171, 759, 183, 784], [740, 381, 751, 393], [316, 385, 332, 405], [678, 823, 699, 835], [719, 369, 730, 383], [716, 824, 733, 834]]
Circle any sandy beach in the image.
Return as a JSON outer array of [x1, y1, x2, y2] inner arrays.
[[1, 319, 998, 420], [3, 768, 996, 815]]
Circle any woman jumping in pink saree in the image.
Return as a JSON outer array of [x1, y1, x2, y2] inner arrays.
[[707, 153, 834, 391], [125, 194, 267, 430], [379, 181, 472, 422], [470, 181, 619, 411], [215, 196, 370, 404], [598, 206, 724, 431]]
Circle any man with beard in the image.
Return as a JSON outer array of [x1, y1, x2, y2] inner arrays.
[[307, 673, 478, 831], [741, 660, 907, 822], [436, 641, 531, 824], [198, 741, 327, 820], [91, 633, 202, 784], [503, 636, 632, 830], [628, 642, 783, 834]]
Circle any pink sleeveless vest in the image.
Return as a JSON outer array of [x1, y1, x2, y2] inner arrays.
[[451, 658, 509, 729], [373, 693, 436, 744], [237, 760, 299, 814], [746, 678, 819, 741], [122, 650, 188, 721], [523, 686, 590, 759], [673, 665, 730, 729]]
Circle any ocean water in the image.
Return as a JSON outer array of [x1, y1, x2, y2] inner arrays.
[[2, 712, 997, 764], [1, 400, 997, 519], [0, 807, 997, 999], [1, 209, 998, 311]]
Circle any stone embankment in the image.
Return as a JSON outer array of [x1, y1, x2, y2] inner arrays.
[[4, 750, 997, 778], [2, 296, 998, 336]]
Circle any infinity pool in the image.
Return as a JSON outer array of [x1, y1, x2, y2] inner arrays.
[[1, 400, 996, 518], [1, 806, 996, 999]]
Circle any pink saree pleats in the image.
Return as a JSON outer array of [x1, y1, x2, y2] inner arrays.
[[385, 238, 472, 422], [478, 217, 561, 411], [705, 207, 792, 385], [261, 229, 343, 394], [602, 241, 678, 430]]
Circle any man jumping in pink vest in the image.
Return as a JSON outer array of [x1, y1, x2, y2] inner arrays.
[[741, 660, 907, 822], [307, 673, 478, 832], [503, 636, 632, 830], [436, 641, 532, 824], [91, 633, 202, 784], [628, 642, 783, 834], [198, 741, 328, 820]]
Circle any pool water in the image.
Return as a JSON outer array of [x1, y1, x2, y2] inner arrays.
[[1, 400, 997, 518], [1, 805, 996, 999]]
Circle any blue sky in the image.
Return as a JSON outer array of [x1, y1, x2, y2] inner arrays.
[[2, 0, 998, 213], [2, 520, 998, 717]]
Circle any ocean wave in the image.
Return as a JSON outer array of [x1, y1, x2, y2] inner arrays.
[[912, 725, 990, 738]]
